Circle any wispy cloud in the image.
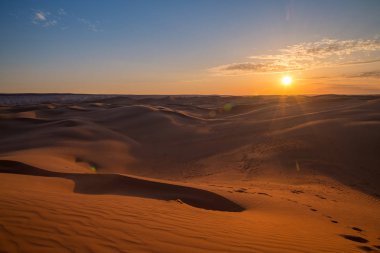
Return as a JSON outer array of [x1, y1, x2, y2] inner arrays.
[[31, 8, 101, 32], [210, 62, 302, 75], [57, 8, 66, 16], [347, 70, 380, 79], [210, 38, 380, 75], [78, 18, 102, 32], [321, 84, 380, 94], [32, 10, 57, 27]]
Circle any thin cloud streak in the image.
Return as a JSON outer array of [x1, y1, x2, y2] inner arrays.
[[210, 62, 302, 76], [31, 9, 102, 32], [35, 12, 46, 21], [347, 70, 380, 79], [78, 18, 102, 32], [211, 38, 380, 75], [57, 8, 66, 16]]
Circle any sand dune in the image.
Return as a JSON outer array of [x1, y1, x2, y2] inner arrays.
[[0, 94, 380, 252], [0, 160, 244, 212]]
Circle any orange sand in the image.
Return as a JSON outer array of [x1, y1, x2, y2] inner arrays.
[[0, 95, 379, 252]]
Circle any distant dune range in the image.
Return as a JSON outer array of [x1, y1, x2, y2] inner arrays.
[[0, 94, 380, 252], [1, 95, 379, 195]]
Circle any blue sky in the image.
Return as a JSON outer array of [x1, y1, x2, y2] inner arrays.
[[1, 0, 380, 94]]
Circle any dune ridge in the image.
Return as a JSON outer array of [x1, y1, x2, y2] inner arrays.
[[0, 160, 244, 212]]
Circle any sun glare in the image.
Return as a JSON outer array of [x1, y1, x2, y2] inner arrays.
[[281, 76, 293, 87]]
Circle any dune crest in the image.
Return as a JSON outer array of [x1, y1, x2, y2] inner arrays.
[[0, 160, 244, 212]]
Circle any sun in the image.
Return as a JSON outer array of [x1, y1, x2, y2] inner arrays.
[[281, 75, 293, 87]]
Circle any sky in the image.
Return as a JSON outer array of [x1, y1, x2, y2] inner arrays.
[[0, 0, 379, 95]]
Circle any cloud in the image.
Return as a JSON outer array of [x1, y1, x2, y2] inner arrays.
[[276, 38, 380, 59], [347, 70, 380, 79], [321, 84, 380, 94], [78, 18, 102, 32], [35, 11, 46, 21], [57, 8, 66, 16], [210, 62, 302, 76], [30, 8, 102, 32], [211, 38, 380, 75], [340, 59, 380, 66], [32, 10, 57, 27]]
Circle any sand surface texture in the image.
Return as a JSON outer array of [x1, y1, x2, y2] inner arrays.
[[0, 94, 379, 252]]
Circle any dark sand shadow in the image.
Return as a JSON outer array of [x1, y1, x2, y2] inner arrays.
[[0, 160, 244, 212]]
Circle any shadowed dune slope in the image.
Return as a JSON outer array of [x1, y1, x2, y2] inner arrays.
[[0, 160, 244, 212]]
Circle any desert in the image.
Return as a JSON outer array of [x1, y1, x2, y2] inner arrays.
[[1, 1, 380, 252], [0, 94, 379, 252]]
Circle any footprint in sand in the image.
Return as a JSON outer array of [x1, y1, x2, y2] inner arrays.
[[357, 245, 374, 252], [352, 227, 364, 232], [322, 214, 338, 223], [286, 198, 298, 203], [315, 194, 327, 200], [235, 188, 247, 193], [340, 234, 369, 243], [257, 192, 272, 197]]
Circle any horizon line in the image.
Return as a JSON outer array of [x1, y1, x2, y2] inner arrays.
[[1, 92, 380, 97]]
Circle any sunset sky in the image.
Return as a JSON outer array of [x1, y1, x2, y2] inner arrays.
[[0, 0, 379, 95]]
